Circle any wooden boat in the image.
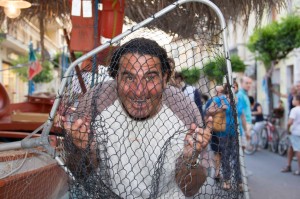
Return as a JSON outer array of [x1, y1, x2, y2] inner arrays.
[[0, 83, 68, 198], [0, 148, 68, 199], [0, 83, 54, 133], [0, 83, 59, 136]]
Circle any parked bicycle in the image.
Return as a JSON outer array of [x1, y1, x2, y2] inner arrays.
[[278, 130, 290, 156], [245, 122, 266, 155], [260, 115, 280, 153], [245, 127, 262, 155]]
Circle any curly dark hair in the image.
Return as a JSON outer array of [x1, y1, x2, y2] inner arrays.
[[108, 38, 171, 82]]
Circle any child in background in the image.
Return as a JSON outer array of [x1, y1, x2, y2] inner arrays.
[[282, 94, 300, 175]]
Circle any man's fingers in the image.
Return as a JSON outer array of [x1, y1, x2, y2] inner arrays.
[[186, 134, 208, 151], [54, 114, 67, 128], [184, 120, 213, 158], [71, 119, 84, 130], [71, 117, 90, 130], [205, 116, 213, 131], [190, 123, 197, 131]]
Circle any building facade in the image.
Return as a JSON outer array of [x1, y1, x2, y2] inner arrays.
[[227, 0, 300, 127], [0, 18, 65, 103]]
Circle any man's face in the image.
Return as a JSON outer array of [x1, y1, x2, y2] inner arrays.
[[215, 86, 224, 96], [174, 77, 182, 87], [116, 53, 167, 119], [233, 83, 238, 94], [290, 87, 296, 95], [242, 77, 252, 92], [292, 98, 300, 106]]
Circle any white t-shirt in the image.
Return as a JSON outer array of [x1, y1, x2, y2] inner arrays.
[[289, 106, 300, 136], [95, 99, 187, 198], [183, 84, 196, 102]]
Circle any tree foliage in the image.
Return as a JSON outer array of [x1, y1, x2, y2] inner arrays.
[[203, 54, 246, 84], [11, 55, 54, 83], [52, 51, 82, 68], [247, 14, 300, 112], [180, 67, 201, 85], [247, 14, 300, 68]]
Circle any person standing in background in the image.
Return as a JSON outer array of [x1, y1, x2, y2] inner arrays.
[[249, 96, 264, 123], [233, 81, 247, 151], [206, 84, 243, 191], [271, 85, 297, 114], [249, 96, 265, 132], [236, 76, 253, 143], [174, 72, 204, 119], [205, 86, 226, 185], [282, 94, 300, 175]]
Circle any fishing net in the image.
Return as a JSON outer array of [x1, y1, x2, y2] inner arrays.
[[0, 147, 68, 199], [53, 2, 246, 199], [0, 1, 247, 199]]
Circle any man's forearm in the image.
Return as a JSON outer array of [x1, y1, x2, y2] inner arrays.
[[175, 158, 207, 197], [241, 114, 247, 132]]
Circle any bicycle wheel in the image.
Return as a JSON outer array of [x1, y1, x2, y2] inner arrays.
[[270, 129, 280, 153], [245, 131, 259, 155], [278, 132, 289, 156], [260, 127, 268, 149]]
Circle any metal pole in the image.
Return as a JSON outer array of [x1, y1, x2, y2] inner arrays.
[[0, 141, 22, 151], [238, 134, 251, 199]]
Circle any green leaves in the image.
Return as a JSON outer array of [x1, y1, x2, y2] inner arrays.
[[180, 67, 201, 85], [11, 55, 54, 83], [203, 54, 246, 84], [31, 61, 54, 83], [231, 54, 247, 72], [203, 56, 226, 84], [247, 14, 300, 67]]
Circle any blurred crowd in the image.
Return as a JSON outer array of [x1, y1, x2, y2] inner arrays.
[[171, 70, 300, 185]]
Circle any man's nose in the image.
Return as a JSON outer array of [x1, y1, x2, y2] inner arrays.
[[134, 80, 146, 97]]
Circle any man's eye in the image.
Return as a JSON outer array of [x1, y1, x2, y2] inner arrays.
[[125, 76, 134, 81], [145, 76, 155, 81]]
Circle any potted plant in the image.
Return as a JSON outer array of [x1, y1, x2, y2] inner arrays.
[[203, 54, 246, 84], [180, 67, 201, 85]]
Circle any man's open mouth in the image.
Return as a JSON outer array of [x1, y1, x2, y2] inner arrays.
[[130, 99, 148, 109]]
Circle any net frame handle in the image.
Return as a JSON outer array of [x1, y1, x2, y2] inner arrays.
[[45, 0, 233, 142]]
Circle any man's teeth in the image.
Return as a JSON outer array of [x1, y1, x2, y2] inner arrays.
[[131, 99, 146, 103]]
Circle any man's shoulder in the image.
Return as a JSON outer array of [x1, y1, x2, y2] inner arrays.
[[236, 89, 244, 96], [182, 84, 195, 92], [92, 80, 118, 112], [164, 84, 186, 99], [164, 85, 203, 127], [186, 84, 196, 89], [237, 90, 247, 100], [291, 106, 300, 112], [212, 95, 226, 104]]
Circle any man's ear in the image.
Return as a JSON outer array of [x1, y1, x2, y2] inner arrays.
[[162, 74, 168, 88]]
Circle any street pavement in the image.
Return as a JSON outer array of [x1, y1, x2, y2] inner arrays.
[[244, 149, 300, 199]]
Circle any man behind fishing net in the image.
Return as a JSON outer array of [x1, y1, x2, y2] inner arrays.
[[60, 38, 212, 198]]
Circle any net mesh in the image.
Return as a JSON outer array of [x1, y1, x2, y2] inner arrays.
[[0, 1, 246, 199], [53, 3, 245, 199], [0, 147, 68, 199]]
